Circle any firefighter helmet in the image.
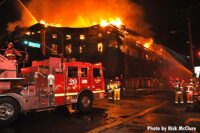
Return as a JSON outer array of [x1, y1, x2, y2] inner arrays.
[[7, 42, 13, 47]]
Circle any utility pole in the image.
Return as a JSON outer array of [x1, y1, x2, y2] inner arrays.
[[187, 18, 195, 76], [41, 28, 46, 56]]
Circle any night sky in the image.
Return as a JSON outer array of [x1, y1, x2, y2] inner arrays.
[[0, 0, 200, 58], [134, 0, 200, 56]]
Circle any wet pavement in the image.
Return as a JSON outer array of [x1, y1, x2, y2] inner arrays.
[[0, 90, 200, 133], [101, 92, 200, 133]]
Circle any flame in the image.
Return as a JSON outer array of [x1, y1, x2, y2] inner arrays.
[[136, 38, 154, 49], [144, 38, 153, 49], [12, 0, 152, 36], [39, 20, 61, 27], [100, 17, 123, 28], [39, 17, 123, 28], [127, 35, 192, 80]]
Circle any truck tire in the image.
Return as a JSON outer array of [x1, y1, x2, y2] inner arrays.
[[0, 97, 20, 126], [78, 92, 93, 111]]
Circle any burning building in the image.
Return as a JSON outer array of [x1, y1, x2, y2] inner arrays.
[[0, 21, 192, 93], [0, 0, 192, 93]]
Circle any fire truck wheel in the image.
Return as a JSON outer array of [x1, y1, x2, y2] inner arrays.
[[78, 92, 93, 111], [0, 97, 20, 126]]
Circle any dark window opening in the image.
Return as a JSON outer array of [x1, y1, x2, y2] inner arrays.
[[93, 68, 101, 78], [68, 67, 78, 77]]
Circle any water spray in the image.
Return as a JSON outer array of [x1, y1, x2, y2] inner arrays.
[[16, 0, 38, 23]]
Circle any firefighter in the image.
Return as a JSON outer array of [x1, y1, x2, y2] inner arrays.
[[186, 78, 195, 103], [114, 77, 121, 101], [107, 80, 115, 100], [48, 74, 55, 105], [4, 42, 22, 61], [174, 79, 184, 104]]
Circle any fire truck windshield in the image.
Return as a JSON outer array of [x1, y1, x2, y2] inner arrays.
[[93, 68, 101, 78]]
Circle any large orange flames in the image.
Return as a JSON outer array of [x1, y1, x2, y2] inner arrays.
[[39, 17, 123, 28], [7, 0, 152, 36]]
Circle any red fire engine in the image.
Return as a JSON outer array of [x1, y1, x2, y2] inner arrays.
[[0, 55, 105, 125]]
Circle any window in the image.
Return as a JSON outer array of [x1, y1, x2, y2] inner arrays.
[[97, 42, 103, 53], [25, 31, 31, 36], [80, 34, 85, 40], [65, 44, 72, 54], [93, 68, 101, 78], [81, 68, 88, 77], [109, 41, 118, 48], [98, 33, 103, 38], [66, 35, 71, 40], [145, 54, 150, 61], [68, 67, 78, 77], [52, 34, 57, 39], [107, 31, 111, 34], [79, 46, 83, 54], [51, 44, 58, 55]]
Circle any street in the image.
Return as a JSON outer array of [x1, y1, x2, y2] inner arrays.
[[0, 90, 199, 133]]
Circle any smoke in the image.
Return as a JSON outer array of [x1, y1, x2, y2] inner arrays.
[[7, 0, 153, 36], [7, 21, 23, 32]]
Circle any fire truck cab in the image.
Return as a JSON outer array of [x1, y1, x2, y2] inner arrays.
[[0, 56, 105, 125]]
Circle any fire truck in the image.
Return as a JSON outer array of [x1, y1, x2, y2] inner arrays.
[[0, 55, 105, 125]]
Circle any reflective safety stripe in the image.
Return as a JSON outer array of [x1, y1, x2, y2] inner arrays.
[[93, 90, 105, 93], [55, 93, 65, 97], [55, 90, 105, 97], [55, 92, 78, 97]]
